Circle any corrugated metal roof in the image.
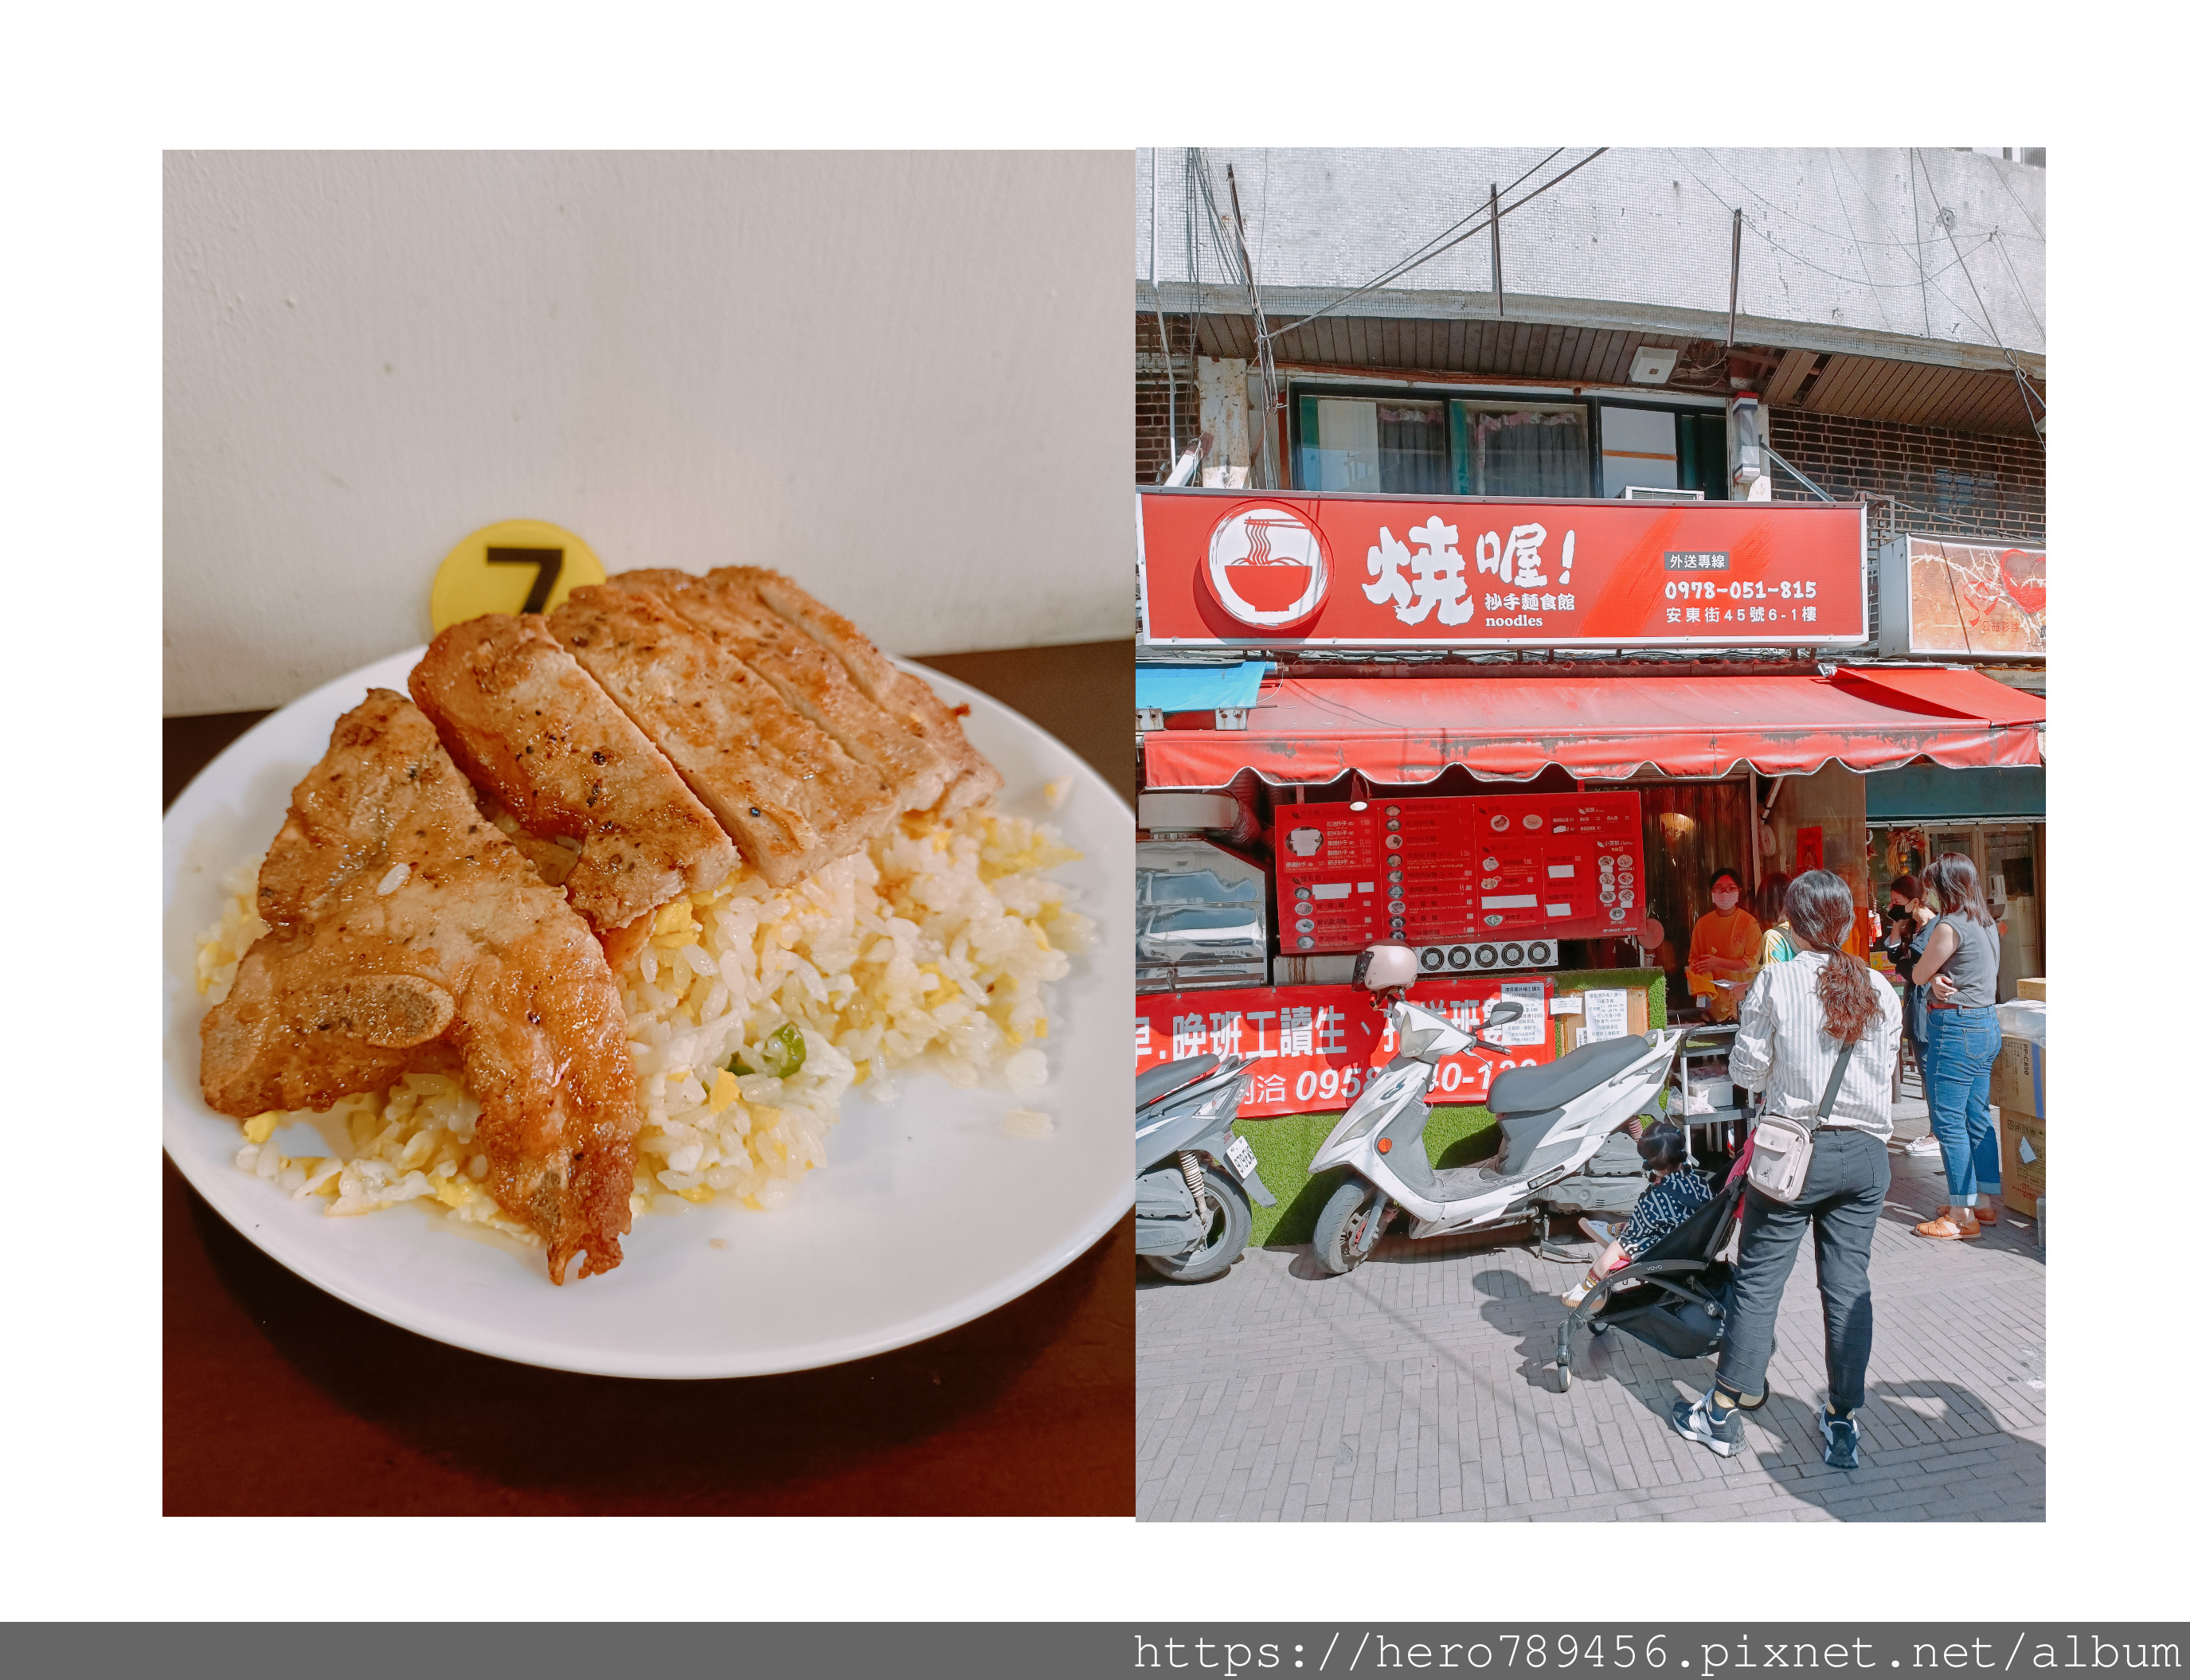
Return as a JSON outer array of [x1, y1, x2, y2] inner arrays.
[[1162, 312, 2043, 436], [1797, 353, 2041, 435]]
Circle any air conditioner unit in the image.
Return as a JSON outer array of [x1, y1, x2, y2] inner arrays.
[[1621, 486, 1707, 502]]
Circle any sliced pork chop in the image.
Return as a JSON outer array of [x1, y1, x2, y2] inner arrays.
[[548, 583, 894, 887], [200, 690, 642, 1284], [717, 567, 1001, 812], [616, 567, 952, 815], [409, 612, 739, 936]]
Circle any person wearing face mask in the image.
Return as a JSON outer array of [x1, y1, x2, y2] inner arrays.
[[1880, 872, 1936, 1100], [1685, 868, 1764, 1022]]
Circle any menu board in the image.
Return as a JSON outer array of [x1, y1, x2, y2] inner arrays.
[[1273, 791, 1644, 955]]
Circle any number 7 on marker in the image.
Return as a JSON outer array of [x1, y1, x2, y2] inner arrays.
[[486, 546, 565, 614]]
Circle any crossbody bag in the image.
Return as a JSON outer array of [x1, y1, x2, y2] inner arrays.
[[1743, 1037, 1858, 1204]]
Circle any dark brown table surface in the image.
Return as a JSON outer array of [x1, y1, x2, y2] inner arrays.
[[165, 639, 1136, 1515]]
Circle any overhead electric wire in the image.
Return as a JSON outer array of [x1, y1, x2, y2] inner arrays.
[[1824, 149, 1895, 333], [1252, 145, 1567, 333], [1673, 154, 1970, 291], [1977, 148, 2048, 242], [1989, 226, 2047, 348], [1912, 147, 2046, 444], [1831, 146, 1937, 312], [1262, 147, 1606, 342], [1687, 147, 2043, 248]]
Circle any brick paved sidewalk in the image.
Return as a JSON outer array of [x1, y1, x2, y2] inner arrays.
[[1137, 1098, 2044, 1522]]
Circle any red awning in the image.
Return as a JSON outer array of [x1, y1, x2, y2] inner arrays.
[[1824, 665, 2047, 725], [1141, 670, 2045, 788]]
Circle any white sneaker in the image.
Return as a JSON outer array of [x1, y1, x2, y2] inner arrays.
[[1578, 1217, 1620, 1247], [1902, 1136, 1941, 1157], [1561, 1280, 1595, 1310]]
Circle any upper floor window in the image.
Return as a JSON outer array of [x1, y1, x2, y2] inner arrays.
[[1294, 388, 1728, 499], [1457, 403, 1590, 497]]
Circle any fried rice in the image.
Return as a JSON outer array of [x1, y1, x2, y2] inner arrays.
[[194, 804, 1088, 1246]]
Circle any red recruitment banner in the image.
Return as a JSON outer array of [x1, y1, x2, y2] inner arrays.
[[1136, 976, 1555, 1119], [1136, 487, 1868, 649]]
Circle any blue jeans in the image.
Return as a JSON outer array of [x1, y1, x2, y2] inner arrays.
[[1716, 1128, 1890, 1413], [1924, 1006, 2002, 1203]]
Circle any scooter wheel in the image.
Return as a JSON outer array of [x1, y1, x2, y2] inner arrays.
[[1312, 1180, 1387, 1276], [1588, 1319, 1609, 1337], [1555, 1362, 1571, 1393], [1142, 1167, 1252, 1284]]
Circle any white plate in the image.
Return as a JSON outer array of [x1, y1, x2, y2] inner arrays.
[[163, 647, 1131, 1378]]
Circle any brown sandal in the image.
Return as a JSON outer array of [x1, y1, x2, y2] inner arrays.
[[1938, 1205, 1999, 1225], [1915, 1212, 1981, 1240]]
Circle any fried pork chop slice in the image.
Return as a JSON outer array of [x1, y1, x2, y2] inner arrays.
[[718, 567, 1001, 813], [199, 690, 641, 1283], [549, 583, 894, 887], [409, 611, 739, 936], [617, 567, 953, 815]]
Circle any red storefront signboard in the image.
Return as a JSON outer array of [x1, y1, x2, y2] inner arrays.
[[1137, 488, 1867, 649], [1274, 790, 1644, 954], [1136, 976, 1553, 1119]]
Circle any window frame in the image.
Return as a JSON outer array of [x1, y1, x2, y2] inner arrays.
[[1289, 380, 1730, 501]]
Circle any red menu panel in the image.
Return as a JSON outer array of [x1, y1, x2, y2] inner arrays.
[[1273, 790, 1644, 955]]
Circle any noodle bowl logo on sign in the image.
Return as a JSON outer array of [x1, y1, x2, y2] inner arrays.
[[1140, 488, 1868, 648], [1202, 504, 1330, 631]]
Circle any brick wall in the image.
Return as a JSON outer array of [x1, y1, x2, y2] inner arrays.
[[1136, 312, 1200, 483], [1768, 409, 2046, 545]]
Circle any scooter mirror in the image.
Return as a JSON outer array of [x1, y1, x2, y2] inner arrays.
[[1484, 999, 1525, 1027]]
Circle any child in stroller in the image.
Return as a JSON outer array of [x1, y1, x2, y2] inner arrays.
[[1560, 1120, 1713, 1310], [1551, 1123, 1769, 1400]]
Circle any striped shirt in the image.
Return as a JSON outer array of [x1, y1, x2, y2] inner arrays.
[[1728, 951, 1902, 1140]]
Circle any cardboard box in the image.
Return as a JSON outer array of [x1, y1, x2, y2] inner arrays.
[[1997, 1106, 2044, 1216], [1993, 1032, 2046, 1120], [1554, 987, 1648, 1055], [2016, 977, 2047, 1002]]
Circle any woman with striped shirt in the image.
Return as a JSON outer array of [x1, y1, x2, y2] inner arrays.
[[1670, 869, 1900, 1471]]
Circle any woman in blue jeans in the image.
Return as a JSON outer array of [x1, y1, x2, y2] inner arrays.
[[1671, 869, 1899, 1471], [1909, 853, 2003, 1239]]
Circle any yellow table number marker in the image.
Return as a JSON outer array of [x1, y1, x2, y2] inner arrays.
[[429, 518, 608, 635]]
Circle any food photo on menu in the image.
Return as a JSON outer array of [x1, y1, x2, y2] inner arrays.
[[161, 150, 1135, 1515]]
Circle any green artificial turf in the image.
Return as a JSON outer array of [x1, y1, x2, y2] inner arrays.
[[1239, 1104, 1505, 1247], [1229, 968, 1668, 1248]]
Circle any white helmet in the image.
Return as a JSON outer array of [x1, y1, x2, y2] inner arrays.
[[1351, 940, 1418, 994]]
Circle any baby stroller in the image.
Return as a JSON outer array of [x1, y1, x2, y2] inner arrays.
[[1550, 1166, 1772, 1405]]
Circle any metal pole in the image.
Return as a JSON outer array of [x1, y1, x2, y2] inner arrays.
[[1151, 150, 1178, 471], [1726, 206, 1742, 349], [1490, 182, 1504, 317], [1226, 162, 1281, 490], [1748, 767, 1762, 897]]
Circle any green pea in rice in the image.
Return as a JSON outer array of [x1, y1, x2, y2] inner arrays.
[[194, 806, 1088, 1247]]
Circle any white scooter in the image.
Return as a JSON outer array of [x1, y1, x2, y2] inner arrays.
[[1309, 941, 1684, 1276]]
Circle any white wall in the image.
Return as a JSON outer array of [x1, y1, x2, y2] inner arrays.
[[165, 151, 1133, 715], [1139, 147, 2044, 364]]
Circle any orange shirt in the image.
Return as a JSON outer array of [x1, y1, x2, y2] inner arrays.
[[1686, 908, 1764, 1021]]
